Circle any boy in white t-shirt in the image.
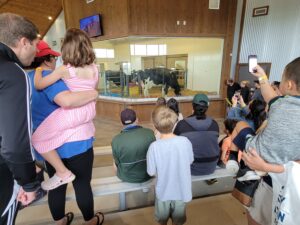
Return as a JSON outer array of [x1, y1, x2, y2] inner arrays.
[[147, 106, 194, 225]]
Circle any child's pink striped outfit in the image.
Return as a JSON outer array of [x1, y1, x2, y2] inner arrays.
[[32, 64, 98, 153]]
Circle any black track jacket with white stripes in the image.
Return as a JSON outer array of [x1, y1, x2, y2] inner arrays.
[[0, 42, 39, 211]]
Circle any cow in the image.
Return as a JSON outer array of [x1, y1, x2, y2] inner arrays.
[[132, 68, 181, 97]]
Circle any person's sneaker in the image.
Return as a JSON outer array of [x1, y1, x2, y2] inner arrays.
[[237, 170, 261, 182], [226, 160, 239, 174], [41, 172, 75, 191], [226, 151, 239, 174]]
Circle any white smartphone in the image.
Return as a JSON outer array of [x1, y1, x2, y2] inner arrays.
[[248, 55, 257, 73]]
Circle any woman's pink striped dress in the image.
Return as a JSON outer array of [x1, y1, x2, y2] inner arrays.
[[32, 64, 98, 153]]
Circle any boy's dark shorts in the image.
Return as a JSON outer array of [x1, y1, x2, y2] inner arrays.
[[232, 127, 255, 151]]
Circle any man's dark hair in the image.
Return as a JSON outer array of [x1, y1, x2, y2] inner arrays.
[[284, 57, 300, 91], [192, 103, 208, 120], [166, 98, 179, 115], [25, 55, 53, 70], [246, 99, 266, 131], [223, 119, 238, 134], [0, 13, 39, 47]]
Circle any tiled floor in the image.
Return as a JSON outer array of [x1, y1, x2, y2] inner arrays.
[[19, 194, 247, 225]]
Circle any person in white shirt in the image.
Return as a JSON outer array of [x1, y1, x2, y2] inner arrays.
[[147, 106, 194, 225]]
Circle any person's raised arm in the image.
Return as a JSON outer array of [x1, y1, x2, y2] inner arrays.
[[34, 66, 65, 90], [54, 89, 98, 108], [251, 65, 278, 104]]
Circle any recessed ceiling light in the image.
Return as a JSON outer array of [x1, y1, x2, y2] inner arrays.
[[37, 34, 41, 38], [48, 16, 53, 20]]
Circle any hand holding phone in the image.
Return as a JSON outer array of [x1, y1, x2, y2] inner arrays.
[[248, 55, 257, 73], [234, 91, 240, 100]]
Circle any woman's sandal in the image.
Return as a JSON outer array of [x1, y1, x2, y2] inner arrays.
[[94, 212, 104, 225], [64, 212, 74, 225]]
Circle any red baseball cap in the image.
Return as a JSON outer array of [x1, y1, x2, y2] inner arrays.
[[35, 40, 61, 57]]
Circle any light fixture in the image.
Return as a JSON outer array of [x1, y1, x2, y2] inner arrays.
[[48, 16, 53, 20], [37, 34, 42, 38]]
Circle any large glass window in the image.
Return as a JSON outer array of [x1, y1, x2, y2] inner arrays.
[[93, 37, 224, 98]]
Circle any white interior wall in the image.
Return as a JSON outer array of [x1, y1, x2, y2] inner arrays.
[[43, 11, 66, 67], [239, 0, 300, 81]]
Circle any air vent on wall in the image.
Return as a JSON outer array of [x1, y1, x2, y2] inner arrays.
[[209, 0, 220, 10]]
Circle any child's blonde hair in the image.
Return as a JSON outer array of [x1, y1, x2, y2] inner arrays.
[[152, 106, 178, 134], [61, 28, 95, 67]]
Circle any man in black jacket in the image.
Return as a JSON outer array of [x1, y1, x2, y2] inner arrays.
[[226, 79, 241, 104], [174, 94, 220, 175], [0, 13, 40, 225]]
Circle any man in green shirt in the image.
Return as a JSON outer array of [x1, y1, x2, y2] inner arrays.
[[112, 109, 156, 183]]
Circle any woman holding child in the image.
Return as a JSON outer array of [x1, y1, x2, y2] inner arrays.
[[29, 29, 104, 225]]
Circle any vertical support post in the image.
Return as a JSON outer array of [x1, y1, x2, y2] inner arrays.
[[119, 192, 126, 211]]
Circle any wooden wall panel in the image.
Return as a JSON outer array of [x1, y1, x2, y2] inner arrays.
[[96, 99, 225, 122], [63, 0, 237, 38], [62, 0, 129, 40], [220, 0, 238, 100], [128, 0, 233, 36], [0, 0, 62, 37]]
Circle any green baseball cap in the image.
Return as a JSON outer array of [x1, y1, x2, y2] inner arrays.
[[192, 94, 209, 105]]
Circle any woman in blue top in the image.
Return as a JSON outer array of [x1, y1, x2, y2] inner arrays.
[[28, 40, 104, 225]]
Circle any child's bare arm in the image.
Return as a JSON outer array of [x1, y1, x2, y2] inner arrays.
[[34, 66, 65, 90], [251, 65, 278, 104]]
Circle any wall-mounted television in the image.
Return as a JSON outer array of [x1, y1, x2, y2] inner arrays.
[[79, 14, 103, 38]]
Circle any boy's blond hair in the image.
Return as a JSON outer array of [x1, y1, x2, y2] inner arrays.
[[152, 106, 178, 134]]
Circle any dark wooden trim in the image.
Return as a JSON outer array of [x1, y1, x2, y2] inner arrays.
[[235, 0, 247, 82], [62, 0, 69, 32], [220, 0, 237, 114]]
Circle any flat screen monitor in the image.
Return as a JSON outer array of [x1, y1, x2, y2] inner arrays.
[[79, 14, 103, 38]]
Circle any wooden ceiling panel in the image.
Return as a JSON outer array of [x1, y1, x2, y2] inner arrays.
[[0, 0, 62, 37]]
